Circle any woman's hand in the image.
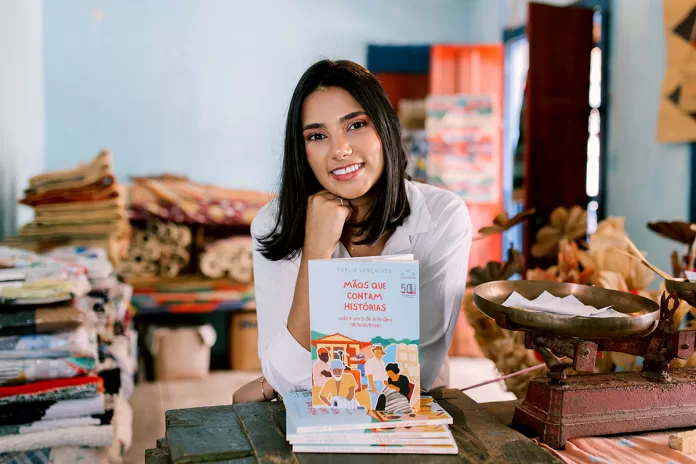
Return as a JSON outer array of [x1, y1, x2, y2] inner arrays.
[[285, 190, 351, 351], [303, 190, 352, 260]]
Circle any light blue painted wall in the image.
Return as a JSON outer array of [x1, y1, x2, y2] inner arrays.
[[0, 0, 45, 236], [43, 1, 473, 193], [606, 0, 690, 278]]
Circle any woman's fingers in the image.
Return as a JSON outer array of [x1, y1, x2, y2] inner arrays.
[[312, 190, 352, 209]]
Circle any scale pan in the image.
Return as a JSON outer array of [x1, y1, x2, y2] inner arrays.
[[474, 280, 660, 339], [665, 279, 696, 307]]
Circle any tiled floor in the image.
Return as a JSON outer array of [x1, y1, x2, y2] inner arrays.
[[125, 357, 515, 463]]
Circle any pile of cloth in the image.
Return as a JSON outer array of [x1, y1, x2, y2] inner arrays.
[[2, 151, 130, 266], [128, 174, 271, 226], [0, 246, 135, 463]]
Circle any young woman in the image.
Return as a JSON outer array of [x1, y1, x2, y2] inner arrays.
[[232, 59, 472, 404]]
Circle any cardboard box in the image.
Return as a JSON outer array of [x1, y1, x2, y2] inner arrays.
[[229, 311, 260, 370], [148, 324, 217, 381]]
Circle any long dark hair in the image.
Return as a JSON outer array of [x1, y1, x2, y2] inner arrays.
[[257, 59, 410, 261]]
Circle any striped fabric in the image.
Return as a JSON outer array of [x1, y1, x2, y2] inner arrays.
[[0, 448, 50, 464], [0, 357, 95, 386]]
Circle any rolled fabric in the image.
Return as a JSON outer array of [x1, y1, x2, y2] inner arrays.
[[142, 238, 161, 261], [199, 251, 226, 279], [173, 247, 190, 265], [160, 262, 180, 278], [118, 260, 145, 276], [161, 223, 178, 243], [178, 225, 192, 247], [128, 246, 147, 264], [228, 244, 253, 283], [147, 220, 165, 238], [142, 261, 158, 275]]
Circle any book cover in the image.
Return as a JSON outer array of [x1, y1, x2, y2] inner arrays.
[[283, 391, 452, 434], [308, 256, 420, 413]]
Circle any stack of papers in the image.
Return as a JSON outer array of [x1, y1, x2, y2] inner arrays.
[[502, 291, 628, 318]]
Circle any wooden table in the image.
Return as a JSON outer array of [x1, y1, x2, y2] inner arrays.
[[145, 388, 561, 463]]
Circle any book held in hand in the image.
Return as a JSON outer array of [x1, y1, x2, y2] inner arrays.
[[308, 255, 420, 413]]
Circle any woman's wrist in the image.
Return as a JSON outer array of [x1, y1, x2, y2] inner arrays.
[[302, 246, 333, 261], [260, 376, 276, 401]]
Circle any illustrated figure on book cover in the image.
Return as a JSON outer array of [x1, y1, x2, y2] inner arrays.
[[309, 258, 420, 412]]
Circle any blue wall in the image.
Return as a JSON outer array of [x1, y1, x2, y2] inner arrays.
[[606, 0, 690, 278], [43, 1, 473, 193]]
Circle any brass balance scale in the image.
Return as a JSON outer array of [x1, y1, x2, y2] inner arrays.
[[474, 279, 696, 449]]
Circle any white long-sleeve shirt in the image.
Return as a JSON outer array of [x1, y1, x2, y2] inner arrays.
[[251, 180, 472, 394]]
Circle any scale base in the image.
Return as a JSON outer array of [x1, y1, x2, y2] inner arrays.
[[511, 367, 696, 449]]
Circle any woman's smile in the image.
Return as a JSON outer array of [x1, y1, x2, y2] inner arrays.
[[330, 162, 365, 181]]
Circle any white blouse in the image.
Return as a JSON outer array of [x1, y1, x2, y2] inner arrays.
[[251, 180, 473, 394]]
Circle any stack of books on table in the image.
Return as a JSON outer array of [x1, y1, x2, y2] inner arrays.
[[283, 391, 458, 455], [289, 255, 458, 454]]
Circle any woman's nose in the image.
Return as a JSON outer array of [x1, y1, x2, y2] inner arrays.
[[331, 134, 352, 159]]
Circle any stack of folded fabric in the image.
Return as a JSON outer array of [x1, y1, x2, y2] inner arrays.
[[2, 151, 130, 266], [0, 246, 136, 463], [45, 246, 137, 457]]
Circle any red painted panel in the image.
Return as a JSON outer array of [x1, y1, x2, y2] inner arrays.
[[373, 72, 430, 109]]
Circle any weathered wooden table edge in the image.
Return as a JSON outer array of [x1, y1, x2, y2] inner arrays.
[[145, 388, 561, 464]]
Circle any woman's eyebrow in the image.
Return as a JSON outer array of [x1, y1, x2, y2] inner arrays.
[[302, 122, 323, 131], [302, 111, 367, 131], [340, 111, 367, 122]]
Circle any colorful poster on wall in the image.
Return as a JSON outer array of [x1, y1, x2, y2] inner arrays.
[[658, 0, 696, 142], [424, 94, 499, 203]]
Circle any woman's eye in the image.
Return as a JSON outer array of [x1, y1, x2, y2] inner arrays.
[[348, 121, 367, 131], [307, 133, 326, 141]]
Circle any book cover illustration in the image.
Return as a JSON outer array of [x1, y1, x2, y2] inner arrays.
[[283, 391, 453, 434], [308, 257, 420, 413]]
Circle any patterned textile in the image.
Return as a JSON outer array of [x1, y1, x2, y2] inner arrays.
[[403, 128, 428, 181], [0, 357, 94, 386], [0, 448, 50, 464], [128, 175, 271, 225], [0, 326, 98, 360], [0, 307, 85, 337], [43, 247, 113, 281], [537, 431, 696, 463], [0, 377, 101, 407], [0, 395, 104, 426], [0, 281, 72, 305], [0, 417, 101, 437], [0, 446, 108, 464], [0, 376, 102, 401], [0, 424, 113, 453], [105, 335, 135, 400], [94, 368, 121, 426]]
